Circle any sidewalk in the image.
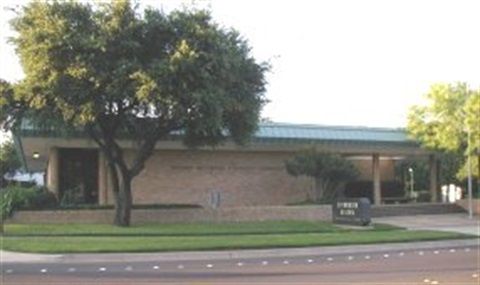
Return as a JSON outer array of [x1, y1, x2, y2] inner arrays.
[[373, 213, 480, 236], [2, 238, 478, 264]]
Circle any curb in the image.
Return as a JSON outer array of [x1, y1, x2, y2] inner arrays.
[[2, 238, 478, 264]]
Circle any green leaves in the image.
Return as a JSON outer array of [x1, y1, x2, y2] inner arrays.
[[407, 82, 480, 179], [286, 150, 359, 183], [285, 150, 359, 203]]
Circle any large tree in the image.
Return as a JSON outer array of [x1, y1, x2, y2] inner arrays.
[[285, 150, 359, 203], [0, 1, 267, 226], [407, 82, 480, 183]]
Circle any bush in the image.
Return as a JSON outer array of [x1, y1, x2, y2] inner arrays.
[[0, 186, 58, 219]]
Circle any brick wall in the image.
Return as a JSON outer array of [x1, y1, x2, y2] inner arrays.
[[8, 206, 333, 224], [103, 150, 315, 207]]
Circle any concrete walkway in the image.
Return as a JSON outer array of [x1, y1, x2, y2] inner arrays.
[[373, 213, 480, 236]]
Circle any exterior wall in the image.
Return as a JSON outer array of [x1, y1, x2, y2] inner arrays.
[[456, 199, 480, 215], [104, 150, 313, 207], [8, 206, 332, 224], [46, 148, 59, 195]]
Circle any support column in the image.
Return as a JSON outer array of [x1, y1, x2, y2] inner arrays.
[[46, 148, 59, 196], [429, 154, 438, 203], [98, 151, 108, 205], [372, 153, 382, 205]]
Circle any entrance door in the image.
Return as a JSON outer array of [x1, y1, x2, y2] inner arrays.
[[59, 148, 99, 205]]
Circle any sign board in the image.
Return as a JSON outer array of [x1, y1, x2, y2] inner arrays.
[[332, 198, 371, 226]]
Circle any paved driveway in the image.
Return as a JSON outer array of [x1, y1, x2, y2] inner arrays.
[[374, 213, 480, 236]]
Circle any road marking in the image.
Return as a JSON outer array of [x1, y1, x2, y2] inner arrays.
[[327, 257, 333, 261], [364, 255, 371, 260], [383, 254, 389, 258], [433, 250, 439, 254], [40, 269, 48, 273], [423, 278, 430, 283], [98, 267, 106, 272], [398, 252, 404, 256], [177, 265, 184, 269], [67, 268, 76, 272], [261, 261, 268, 266], [307, 259, 314, 263], [5, 269, 13, 274], [418, 251, 424, 256], [206, 264, 213, 268], [153, 265, 159, 270], [283, 260, 290, 265], [473, 273, 479, 278], [430, 280, 439, 284], [347, 256, 354, 261], [465, 248, 471, 252], [124, 266, 133, 271], [449, 249, 456, 253], [237, 262, 244, 267]]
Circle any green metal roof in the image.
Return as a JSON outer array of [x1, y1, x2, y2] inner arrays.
[[253, 123, 414, 145], [16, 120, 416, 145]]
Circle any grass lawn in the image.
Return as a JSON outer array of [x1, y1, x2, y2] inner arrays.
[[0, 221, 472, 253]]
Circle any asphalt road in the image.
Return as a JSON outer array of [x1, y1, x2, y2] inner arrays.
[[2, 245, 479, 285]]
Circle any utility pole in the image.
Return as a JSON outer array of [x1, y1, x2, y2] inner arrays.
[[467, 129, 473, 219]]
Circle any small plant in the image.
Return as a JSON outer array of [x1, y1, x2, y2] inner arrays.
[[1, 185, 58, 220]]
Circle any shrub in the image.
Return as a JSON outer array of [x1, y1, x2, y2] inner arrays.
[[0, 186, 58, 219]]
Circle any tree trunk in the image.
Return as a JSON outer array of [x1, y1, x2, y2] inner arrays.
[[114, 175, 132, 227]]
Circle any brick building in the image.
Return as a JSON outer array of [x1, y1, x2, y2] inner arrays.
[[14, 122, 438, 207]]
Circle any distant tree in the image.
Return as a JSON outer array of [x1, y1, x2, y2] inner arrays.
[[285, 150, 359, 203], [0, 1, 268, 226], [0, 140, 20, 188], [407, 82, 479, 183]]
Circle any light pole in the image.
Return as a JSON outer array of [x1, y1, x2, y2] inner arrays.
[[408, 167, 414, 197], [467, 129, 473, 219]]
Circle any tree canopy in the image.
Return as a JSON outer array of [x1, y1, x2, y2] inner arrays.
[[407, 82, 479, 181], [0, 0, 268, 226], [285, 150, 359, 203]]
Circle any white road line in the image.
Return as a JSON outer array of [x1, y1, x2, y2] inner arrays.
[[261, 261, 268, 265], [67, 268, 76, 272], [327, 257, 333, 261], [40, 269, 48, 273], [347, 256, 354, 261], [5, 269, 13, 274], [307, 259, 314, 263], [177, 265, 184, 269], [465, 248, 471, 252], [383, 254, 389, 258], [124, 266, 133, 271], [430, 280, 439, 284], [423, 278, 430, 283], [418, 251, 424, 256], [433, 250, 439, 254], [237, 262, 244, 267], [449, 249, 456, 253], [472, 273, 479, 278], [206, 264, 213, 268], [364, 255, 371, 260], [398, 252, 405, 256], [282, 260, 289, 265], [98, 267, 106, 272], [153, 265, 159, 270]]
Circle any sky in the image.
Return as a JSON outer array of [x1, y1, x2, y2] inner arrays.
[[1, 0, 480, 130]]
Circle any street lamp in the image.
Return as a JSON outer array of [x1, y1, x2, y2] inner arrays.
[[467, 130, 473, 219], [408, 167, 414, 196]]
